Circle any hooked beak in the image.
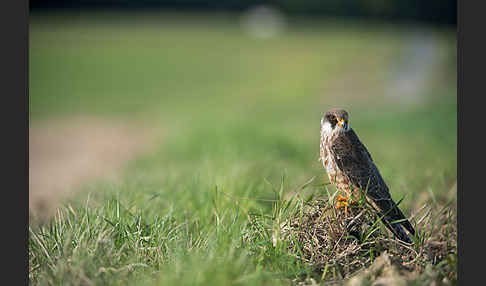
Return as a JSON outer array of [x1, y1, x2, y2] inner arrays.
[[337, 118, 345, 127]]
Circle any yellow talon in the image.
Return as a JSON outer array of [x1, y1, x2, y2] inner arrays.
[[336, 194, 353, 216]]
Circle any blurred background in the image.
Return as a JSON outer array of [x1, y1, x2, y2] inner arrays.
[[30, 0, 456, 25], [29, 1, 457, 284], [29, 0, 456, 219]]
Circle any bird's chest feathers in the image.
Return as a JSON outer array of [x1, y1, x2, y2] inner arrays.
[[320, 132, 352, 191], [320, 133, 338, 176], [325, 154, 336, 177]]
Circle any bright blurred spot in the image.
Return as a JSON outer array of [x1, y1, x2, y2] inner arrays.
[[240, 5, 287, 39], [386, 30, 441, 105]]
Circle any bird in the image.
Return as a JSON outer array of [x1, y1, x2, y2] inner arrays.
[[319, 108, 415, 243]]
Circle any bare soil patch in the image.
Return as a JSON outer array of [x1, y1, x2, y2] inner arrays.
[[29, 116, 161, 221]]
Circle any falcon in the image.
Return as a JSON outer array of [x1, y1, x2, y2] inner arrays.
[[319, 108, 415, 243]]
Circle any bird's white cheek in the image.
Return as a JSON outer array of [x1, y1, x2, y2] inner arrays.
[[321, 121, 333, 134]]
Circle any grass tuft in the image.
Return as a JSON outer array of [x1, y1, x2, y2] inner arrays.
[[245, 186, 458, 285]]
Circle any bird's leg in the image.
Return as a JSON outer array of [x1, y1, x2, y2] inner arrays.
[[336, 195, 350, 216], [336, 192, 354, 216]]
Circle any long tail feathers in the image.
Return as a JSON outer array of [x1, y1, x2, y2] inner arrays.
[[388, 221, 413, 244], [375, 200, 416, 244]]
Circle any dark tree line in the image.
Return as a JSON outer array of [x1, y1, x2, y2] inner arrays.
[[30, 0, 456, 25]]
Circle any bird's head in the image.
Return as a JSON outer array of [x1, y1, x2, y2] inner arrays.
[[321, 109, 350, 135]]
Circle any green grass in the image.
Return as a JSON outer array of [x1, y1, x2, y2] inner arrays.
[[29, 11, 456, 285]]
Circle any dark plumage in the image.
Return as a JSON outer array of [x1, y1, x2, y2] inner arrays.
[[320, 109, 415, 243]]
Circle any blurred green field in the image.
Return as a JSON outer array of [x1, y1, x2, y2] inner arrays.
[[29, 12, 456, 285]]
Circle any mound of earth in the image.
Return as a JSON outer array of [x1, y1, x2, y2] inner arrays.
[[280, 197, 456, 285]]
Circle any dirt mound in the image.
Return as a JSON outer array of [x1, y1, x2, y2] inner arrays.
[[29, 116, 161, 222], [280, 196, 456, 285]]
